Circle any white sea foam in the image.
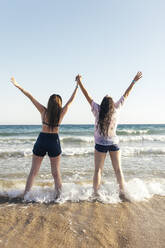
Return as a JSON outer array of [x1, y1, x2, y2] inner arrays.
[[117, 129, 149, 135], [62, 147, 94, 156], [1, 178, 165, 204], [122, 147, 165, 156], [0, 145, 165, 158], [0, 137, 35, 143], [0, 148, 32, 158], [60, 136, 94, 143], [119, 135, 165, 143], [1, 134, 165, 146]]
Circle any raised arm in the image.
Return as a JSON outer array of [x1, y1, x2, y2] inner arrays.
[[10, 77, 45, 114], [75, 74, 92, 105], [123, 72, 142, 99], [60, 83, 78, 122]]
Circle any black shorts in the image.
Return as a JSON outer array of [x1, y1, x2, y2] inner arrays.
[[33, 132, 62, 157], [95, 143, 120, 153]]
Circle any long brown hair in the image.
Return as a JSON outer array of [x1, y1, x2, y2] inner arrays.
[[45, 94, 62, 130], [97, 96, 115, 137]]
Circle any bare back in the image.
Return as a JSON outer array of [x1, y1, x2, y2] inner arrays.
[[41, 108, 66, 133]]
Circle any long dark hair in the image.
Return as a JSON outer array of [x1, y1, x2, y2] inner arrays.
[[97, 96, 115, 137], [45, 94, 62, 130]]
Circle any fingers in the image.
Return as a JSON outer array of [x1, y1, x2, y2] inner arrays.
[[134, 71, 142, 81], [10, 76, 15, 82], [10, 77, 16, 84], [75, 74, 82, 82], [10, 76, 19, 86], [137, 71, 142, 78], [75, 74, 80, 81]]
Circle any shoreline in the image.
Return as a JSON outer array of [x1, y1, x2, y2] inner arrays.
[[0, 195, 165, 248]]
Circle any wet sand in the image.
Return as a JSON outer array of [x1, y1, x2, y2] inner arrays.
[[0, 196, 165, 248]]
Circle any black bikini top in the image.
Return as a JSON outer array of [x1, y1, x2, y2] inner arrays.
[[42, 112, 60, 127], [42, 121, 59, 127]]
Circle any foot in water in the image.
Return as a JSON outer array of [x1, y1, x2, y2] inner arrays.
[[54, 189, 62, 201], [119, 192, 130, 202], [89, 192, 102, 202]]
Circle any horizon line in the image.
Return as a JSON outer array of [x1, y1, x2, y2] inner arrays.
[[0, 123, 165, 126]]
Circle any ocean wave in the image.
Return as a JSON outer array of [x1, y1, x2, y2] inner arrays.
[[61, 134, 165, 144], [117, 128, 165, 136], [0, 178, 165, 204], [0, 147, 94, 158], [60, 136, 94, 144], [0, 149, 32, 158], [122, 147, 165, 156], [0, 148, 93, 158], [1, 145, 165, 158], [62, 147, 94, 156], [0, 131, 39, 137], [0, 137, 36, 146], [117, 129, 149, 135], [119, 135, 165, 143], [0, 135, 165, 148]]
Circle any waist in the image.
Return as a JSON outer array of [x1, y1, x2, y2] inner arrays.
[[94, 134, 119, 145], [42, 121, 59, 127], [39, 132, 59, 137], [42, 125, 59, 133]]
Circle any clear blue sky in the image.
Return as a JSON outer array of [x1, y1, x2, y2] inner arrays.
[[1, 0, 165, 124]]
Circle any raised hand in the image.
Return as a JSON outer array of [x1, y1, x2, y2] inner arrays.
[[75, 74, 82, 84], [123, 71, 142, 99], [10, 77, 20, 88], [133, 71, 142, 82]]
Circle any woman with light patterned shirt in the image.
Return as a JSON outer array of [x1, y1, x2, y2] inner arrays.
[[76, 72, 142, 200]]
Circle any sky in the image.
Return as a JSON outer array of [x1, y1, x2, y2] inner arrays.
[[0, 0, 165, 124]]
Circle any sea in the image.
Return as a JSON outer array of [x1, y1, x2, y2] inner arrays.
[[0, 124, 165, 204]]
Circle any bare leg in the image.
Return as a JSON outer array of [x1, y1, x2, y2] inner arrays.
[[93, 150, 106, 195], [109, 150, 125, 193], [23, 154, 44, 196], [50, 155, 62, 198]]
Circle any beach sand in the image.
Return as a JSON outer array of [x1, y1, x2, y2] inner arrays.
[[0, 196, 165, 248]]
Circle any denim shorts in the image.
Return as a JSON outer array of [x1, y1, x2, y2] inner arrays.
[[95, 143, 120, 153], [33, 132, 62, 157]]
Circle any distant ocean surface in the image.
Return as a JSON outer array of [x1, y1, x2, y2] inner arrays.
[[0, 124, 165, 203]]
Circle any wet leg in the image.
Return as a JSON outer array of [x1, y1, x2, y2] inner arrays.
[[24, 154, 44, 196], [50, 155, 62, 198], [93, 150, 106, 195], [109, 150, 126, 199]]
